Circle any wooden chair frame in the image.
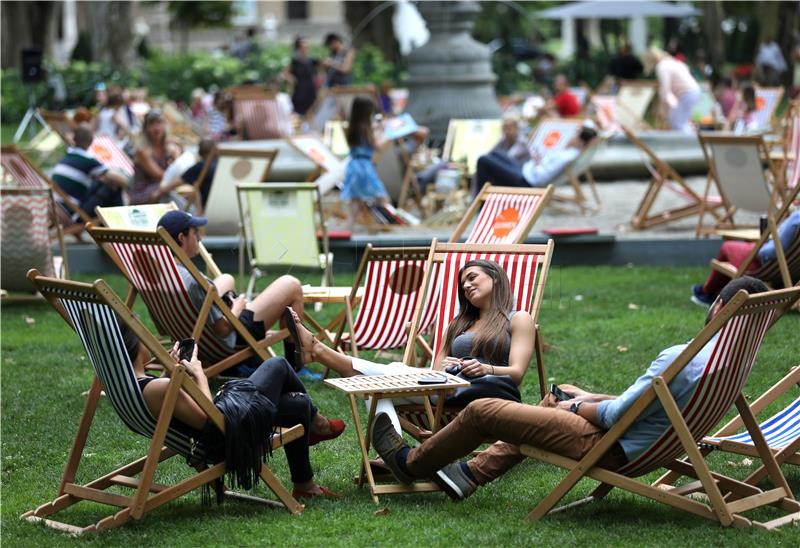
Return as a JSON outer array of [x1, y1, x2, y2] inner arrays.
[[519, 287, 800, 529], [623, 125, 726, 230], [450, 183, 553, 244], [87, 224, 287, 378], [549, 137, 604, 213], [38, 109, 75, 147], [22, 271, 304, 535]]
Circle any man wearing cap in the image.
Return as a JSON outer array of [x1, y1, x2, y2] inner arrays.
[[472, 121, 598, 196], [157, 210, 305, 374]]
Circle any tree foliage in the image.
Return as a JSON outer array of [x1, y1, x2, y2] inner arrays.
[[166, 1, 234, 30]]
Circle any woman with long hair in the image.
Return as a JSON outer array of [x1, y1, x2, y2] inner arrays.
[[130, 110, 182, 204], [286, 260, 536, 433], [342, 96, 390, 228]]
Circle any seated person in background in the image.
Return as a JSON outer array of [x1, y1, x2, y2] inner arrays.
[[544, 74, 581, 118], [96, 92, 132, 148], [473, 121, 597, 195], [51, 123, 128, 221], [179, 138, 217, 209], [491, 117, 530, 165], [727, 85, 758, 133], [131, 110, 182, 204], [206, 91, 235, 141], [370, 277, 768, 500], [157, 210, 308, 377], [713, 76, 738, 119], [691, 210, 800, 307]]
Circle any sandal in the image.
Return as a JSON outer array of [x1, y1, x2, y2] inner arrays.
[[309, 417, 346, 446], [282, 307, 305, 370], [292, 485, 341, 499]]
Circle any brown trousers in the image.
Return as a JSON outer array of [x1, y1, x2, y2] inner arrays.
[[406, 396, 627, 484]]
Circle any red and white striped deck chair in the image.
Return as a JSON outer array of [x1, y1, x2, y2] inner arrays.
[[1, 187, 67, 300], [87, 224, 287, 378], [230, 86, 286, 140], [623, 125, 725, 230], [398, 241, 554, 435], [777, 101, 800, 199], [527, 118, 581, 160], [591, 95, 621, 132], [332, 245, 441, 361], [89, 135, 134, 178], [519, 286, 800, 528], [22, 272, 303, 534], [750, 87, 784, 133], [1, 144, 91, 229], [450, 183, 553, 244]]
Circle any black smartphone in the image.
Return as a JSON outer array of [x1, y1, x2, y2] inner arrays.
[[418, 375, 448, 385], [178, 338, 195, 362], [550, 383, 572, 402]]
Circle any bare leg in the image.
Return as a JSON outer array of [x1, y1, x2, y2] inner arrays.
[[213, 273, 235, 296], [246, 275, 304, 326], [288, 309, 360, 377]]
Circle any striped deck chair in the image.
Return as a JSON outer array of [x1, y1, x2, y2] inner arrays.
[[442, 119, 503, 175], [332, 245, 441, 360], [193, 147, 278, 236], [776, 100, 799, 198], [88, 135, 134, 178], [616, 80, 656, 130], [624, 125, 725, 230], [696, 133, 786, 237], [87, 225, 287, 378], [450, 183, 553, 244], [397, 241, 554, 436], [1, 144, 91, 230], [1, 187, 67, 300], [590, 95, 620, 132], [520, 286, 800, 528], [95, 202, 223, 279], [751, 87, 784, 133], [234, 97, 286, 140], [22, 272, 304, 535]]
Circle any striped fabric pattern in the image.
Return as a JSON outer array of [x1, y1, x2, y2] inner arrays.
[[60, 295, 202, 460], [0, 151, 48, 189], [430, 251, 542, 360], [234, 99, 283, 140], [752, 234, 800, 286], [1, 189, 55, 291], [345, 259, 441, 350], [787, 112, 800, 191], [109, 240, 236, 364], [592, 96, 619, 131], [618, 308, 777, 477], [706, 396, 800, 450], [528, 120, 580, 159], [89, 136, 134, 177], [752, 88, 782, 131], [466, 192, 544, 244]]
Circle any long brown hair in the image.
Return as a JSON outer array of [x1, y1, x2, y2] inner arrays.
[[441, 260, 514, 365], [346, 97, 375, 148]]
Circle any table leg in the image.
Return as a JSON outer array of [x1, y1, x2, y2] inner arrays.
[[348, 394, 379, 505], [422, 396, 436, 432], [432, 389, 446, 433]]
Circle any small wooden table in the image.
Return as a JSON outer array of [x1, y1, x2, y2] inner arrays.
[[325, 371, 469, 504], [302, 285, 364, 345]]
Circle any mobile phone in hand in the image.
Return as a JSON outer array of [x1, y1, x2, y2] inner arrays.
[[178, 338, 195, 362], [550, 383, 572, 402]]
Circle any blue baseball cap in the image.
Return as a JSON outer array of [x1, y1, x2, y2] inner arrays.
[[157, 210, 208, 240]]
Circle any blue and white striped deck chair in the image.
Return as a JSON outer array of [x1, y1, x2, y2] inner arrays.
[[22, 271, 304, 535]]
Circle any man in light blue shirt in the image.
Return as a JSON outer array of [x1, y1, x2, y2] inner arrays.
[[370, 277, 769, 501]]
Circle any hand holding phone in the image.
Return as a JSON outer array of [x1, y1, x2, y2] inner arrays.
[[178, 338, 195, 362], [550, 383, 573, 402]]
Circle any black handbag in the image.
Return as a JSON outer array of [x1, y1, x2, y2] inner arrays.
[[443, 373, 522, 408]]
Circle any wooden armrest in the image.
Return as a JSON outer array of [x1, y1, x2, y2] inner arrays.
[[715, 228, 760, 242], [710, 259, 736, 276]]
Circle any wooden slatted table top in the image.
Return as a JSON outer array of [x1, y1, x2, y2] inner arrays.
[[325, 371, 469, 397]]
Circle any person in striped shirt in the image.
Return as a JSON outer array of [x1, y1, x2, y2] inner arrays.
[[51, 123, 128, 220]]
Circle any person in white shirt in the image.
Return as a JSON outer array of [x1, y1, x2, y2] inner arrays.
[[755, 37, 787, 86], [644, 47, 700, 134]]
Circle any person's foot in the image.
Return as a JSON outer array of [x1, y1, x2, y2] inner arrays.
[[310, 414, 346, 446], [287, 308, 322, 364], [691, 284, 715, 308], [431, 462, 477, 501], [291, 485, 340, 499], [370, 413, 414, 484]]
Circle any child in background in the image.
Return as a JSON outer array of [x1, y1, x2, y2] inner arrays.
[[728, 85, 758, 133], [342, 97, 390, 229]]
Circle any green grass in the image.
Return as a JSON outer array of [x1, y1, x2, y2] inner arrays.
[[2, 266, 799, 546]]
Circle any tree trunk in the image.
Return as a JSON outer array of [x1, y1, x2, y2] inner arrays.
[[701, 1, 726, 71], [1, 1, 57, 69], [344, 1, 399, 63], [776, 0, 798, 89], [83, 1, 134, 68]]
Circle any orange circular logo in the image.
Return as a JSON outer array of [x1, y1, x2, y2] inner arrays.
[[389, 264, 424, 295], [542, 130, 561, 149], [755, 96, 766, 111], [492, 207, 519, 237], [94, 145, 112, 163]]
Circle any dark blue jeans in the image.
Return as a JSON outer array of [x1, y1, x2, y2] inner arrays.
[[472, 150, 528, 196], [248, 357, 317, 483], [81, 181, 124, 218]]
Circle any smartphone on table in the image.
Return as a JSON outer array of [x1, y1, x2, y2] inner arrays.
[[178, 338, 195, 362], [418, 375, 448, 385]]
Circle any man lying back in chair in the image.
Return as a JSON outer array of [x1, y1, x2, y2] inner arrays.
[[472, 120, 597, 197], [157, 210, 306, 375], [371, 277, 768, 501]]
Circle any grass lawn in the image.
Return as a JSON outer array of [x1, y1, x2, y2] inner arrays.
[[2, 266, 799, 546]]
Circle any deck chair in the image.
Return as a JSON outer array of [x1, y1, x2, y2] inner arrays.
[[22, 272, 304, 534], [624, 125, 725, 230], [397, 241, 554, 436], [373, 137, 422, 209], [548, 137, 604, 213], [519, 286, 800, 528], [227, 85, 287, 140], [236, 182, 332, 298], [309, 86, 380, 132], [323, 121, 350, 157], [331, 245, 440, 359], [38, 109, 75, 146], [191, 147, 278, 236], [287, 135, 345, 183], [1, 144, 92, 231], [751, 87, 784, 133], [527, 117, 581, 160], [1, 187, 67, 300], [95, 202, 223, 279], [159, 101, 202, 145], [696, 133, 782, 236], [442, 119, 503, 176], [87, 224, 287, 378], [450, 183, 553, 244], [88, 135, 134, 178], [590, 95, 621, 132], [616, 80, 657, 130], [23, 122, 66, 165]]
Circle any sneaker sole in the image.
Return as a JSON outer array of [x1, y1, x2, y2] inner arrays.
[[690, 295, 711, 308], [432, 469, 465, 501]]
